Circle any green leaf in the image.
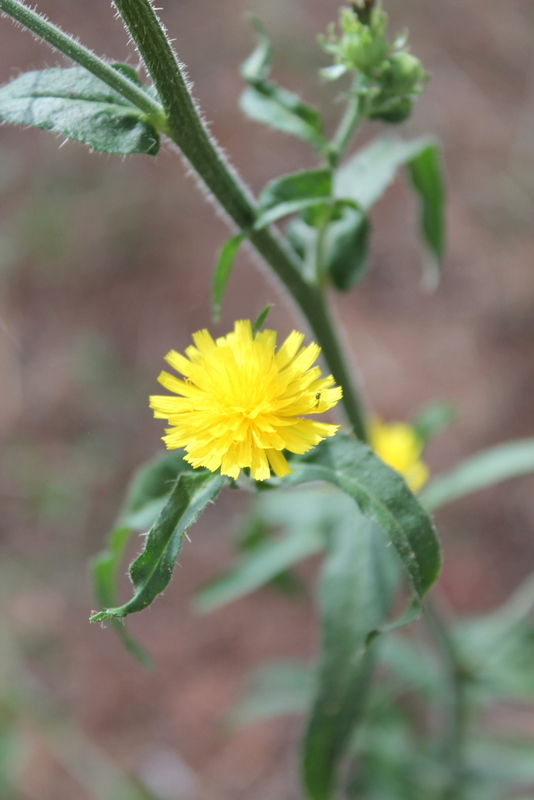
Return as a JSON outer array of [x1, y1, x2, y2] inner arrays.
[[252, 303, 272, 334], [90, 470, 224, 621], [420, 438, 534, 511], [0, 67, 160, 155], [301, 511, 399, 800], [335, 136, 445, 282], [194, 525, 323, 613], [240, 15, 273, 83], [231, 660, 314, 727], [254, 169, 333, 229], [406, 142, 446, 287], [411, 400, 456, 446], [285, 434, 441, 599], [212, 233, 245, 321], [324, 206, 370, 292], [90, 450, 193, 663], [240, 83, 326, 151]]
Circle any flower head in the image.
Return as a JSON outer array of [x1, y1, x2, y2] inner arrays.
[[150, 320, 342, 481], [369, 417, 429, 493]]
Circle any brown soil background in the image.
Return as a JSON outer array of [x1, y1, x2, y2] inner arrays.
[[1, 0, 534, 798]]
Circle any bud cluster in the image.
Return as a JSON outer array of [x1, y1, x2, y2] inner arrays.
[[321, 4, 428, 124]]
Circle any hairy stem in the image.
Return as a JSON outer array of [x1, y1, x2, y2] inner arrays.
[[111, 0, 368, 440], [0, 0, 167, 127], [424, 595, 467, 799]]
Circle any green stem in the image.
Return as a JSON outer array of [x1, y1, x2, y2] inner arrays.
[[424, 595, 467, 800], [111, 0, 368, 441], [0, 0, 167, 127]]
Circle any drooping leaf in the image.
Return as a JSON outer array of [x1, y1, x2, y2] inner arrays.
[[254, 168, 333, 229], [285, 434, 441, 599], [194, 525, 323, 613], [90, 450, 193, 662], [420, 438, 534, 511], [212, 233, 246, 321], [334, 136, 445, 281], [0, 68, 160, 155], [240, 15, 273, 83], [231, 660, 314, 727], [301, 511, 399, 800], [324, 206, 370, 291], [406, 142, 446, 287], [240, 83, 326, 151], [90, 470, 224, 621]]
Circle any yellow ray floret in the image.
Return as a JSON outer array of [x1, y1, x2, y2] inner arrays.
[[150, 320, 342, 481], [369, 417, 429, 493]]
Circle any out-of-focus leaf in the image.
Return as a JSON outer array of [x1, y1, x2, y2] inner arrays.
[[0, 68, 160, 155], [231, 660, 314, 727], [254, 169, 332, 229], [406, 142, 445, 287], [91, 470, 224, 621], [240, 15, 273, 83], [334, 136, 445, 282], [324, 206, 370, 291], [378, 635, 441, 699], [301, 511, 399, 800], [420, 438, 534, 511], [411, 401, 456, 446], [212, 233, 245, 321], [240, 83, 326, 150], [468, 738, 534, 786], [194, 525, 323, 613], [285, 434, 441, 600]]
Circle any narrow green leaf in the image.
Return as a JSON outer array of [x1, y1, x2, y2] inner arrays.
[[231, 660, 314, 727], [252, 304, 272, 334], [324, 206, 370, 292], [411, 400, 456, 446], [212, 233, 245, 321], [90, 470, 224, 621], [302, 511, 399, 800], [240, 15, 273, 83], [240, 83, 326, 150], [90, 450, 192, 663], [420, 438, 534, 512], [285, 434, 442, 599], [406, 142, 446, 287], [194, 525, 323, 613], [254, 169, 332, 229], [0, 67, 160, 155]]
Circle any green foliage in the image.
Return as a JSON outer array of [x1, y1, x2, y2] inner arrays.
[[421, 437, 534, 511], [324, 206, 370, 291], [302, 512, 399, 800], [255, 169, 334, 229], [240, 18, 326, 152], [286, 434, 441, 600], [411, 401, 456, 446], [91, 468, 224, 622], [230, 660, 314, 727], [0, 67, 160, 155], [212, 233, 246, 321]]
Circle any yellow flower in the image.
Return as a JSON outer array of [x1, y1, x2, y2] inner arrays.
[[150, 320, 342, 481], [369, 417, 429, 493]]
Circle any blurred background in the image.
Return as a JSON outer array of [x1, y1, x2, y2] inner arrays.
[[1, 0, 534, 797]]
